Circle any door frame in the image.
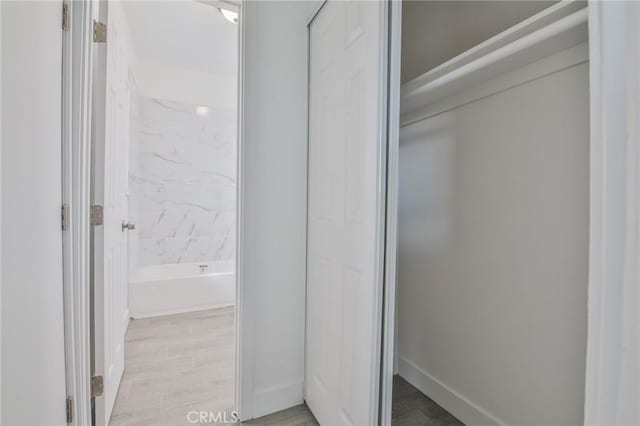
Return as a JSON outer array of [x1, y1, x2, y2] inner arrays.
[[378, 1, 402, 425], [234, 0, 249, 419], [62, 0, 246, 423], [379, 3, 640, 426], [583, 2, 640, 424], [61, 0, 98, 423]]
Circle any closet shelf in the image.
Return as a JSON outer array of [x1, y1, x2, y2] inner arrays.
[[400, 1, 588, 125]]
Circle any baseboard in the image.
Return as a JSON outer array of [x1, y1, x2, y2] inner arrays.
[[123, 309, 130, 333], [252, 380, 304, 419], [397, 356, 506, 426], [129, 302, 234, 319]]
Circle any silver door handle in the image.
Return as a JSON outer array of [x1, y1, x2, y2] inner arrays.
[[121, 221, 136, 232]]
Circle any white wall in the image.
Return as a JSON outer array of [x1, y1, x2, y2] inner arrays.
[[397, 59, 589, 425], [1, 2, 66, 425], [134, 60, 237, 111], [238, 1, 309, 420]]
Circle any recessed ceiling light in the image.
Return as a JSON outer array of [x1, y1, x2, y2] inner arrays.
[[219, 8, 238, 24]]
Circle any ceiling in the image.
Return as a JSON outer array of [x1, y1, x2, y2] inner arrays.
[[121, 0, 238, 77]]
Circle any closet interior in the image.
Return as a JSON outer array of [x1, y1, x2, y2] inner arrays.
[[392, 1, 589, 425]]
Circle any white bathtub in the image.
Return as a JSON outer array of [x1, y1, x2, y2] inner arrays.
[[129, 260, 235, 318]]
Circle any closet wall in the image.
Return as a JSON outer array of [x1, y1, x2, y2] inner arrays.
[[396, 2, 588, 425], [401, 1, 556, 82]]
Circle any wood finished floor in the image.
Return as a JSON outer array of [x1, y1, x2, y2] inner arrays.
[[110, 307, 461, 425], [110, 307, 236, 426], [391, 376, 463, 426]]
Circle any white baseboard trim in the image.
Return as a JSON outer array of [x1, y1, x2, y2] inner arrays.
[[252, 379, 304, 419], [398, 356, 506, 426], [123, 309, 130, 333]]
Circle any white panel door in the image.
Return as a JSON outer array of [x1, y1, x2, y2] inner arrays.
[[306, 1, 388, 425], [93, 9, 131, 425]]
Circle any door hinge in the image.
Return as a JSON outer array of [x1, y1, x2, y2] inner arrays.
[[90, 205, 103, 226], [62, 3, 69, 32], [61, 204, 69, 231], [93, 20, 107, 43], [91, 376, 104, 398], [66, 397, 73, 423]]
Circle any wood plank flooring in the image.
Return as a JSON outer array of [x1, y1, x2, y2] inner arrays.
[[243, 405, 318, 426], [110, 307, 461, 425], [249, 375, 463, 426], [392, 376, 463, 425], [110, 307, 235, 426]]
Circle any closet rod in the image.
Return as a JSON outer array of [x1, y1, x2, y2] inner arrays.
[[402, 7, 588, 104]]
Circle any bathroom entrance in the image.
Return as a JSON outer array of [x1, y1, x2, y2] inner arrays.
[[90, 1, 240, 424]]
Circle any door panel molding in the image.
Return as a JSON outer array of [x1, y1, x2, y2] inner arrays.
[[305, 2, 389, 424]]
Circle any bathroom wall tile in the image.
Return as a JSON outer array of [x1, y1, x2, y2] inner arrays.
[[130, 97, 237, 266]]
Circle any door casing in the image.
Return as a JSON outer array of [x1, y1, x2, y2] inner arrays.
[[61, 1, 100, 424], [61, 1, 245, 424]]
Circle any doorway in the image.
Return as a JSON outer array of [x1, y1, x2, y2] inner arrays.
[[90, 1, 241, 424], [383, 1, 590, 425]]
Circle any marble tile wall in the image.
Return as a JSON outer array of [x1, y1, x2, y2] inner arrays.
[[129, 97, 236, 266]]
